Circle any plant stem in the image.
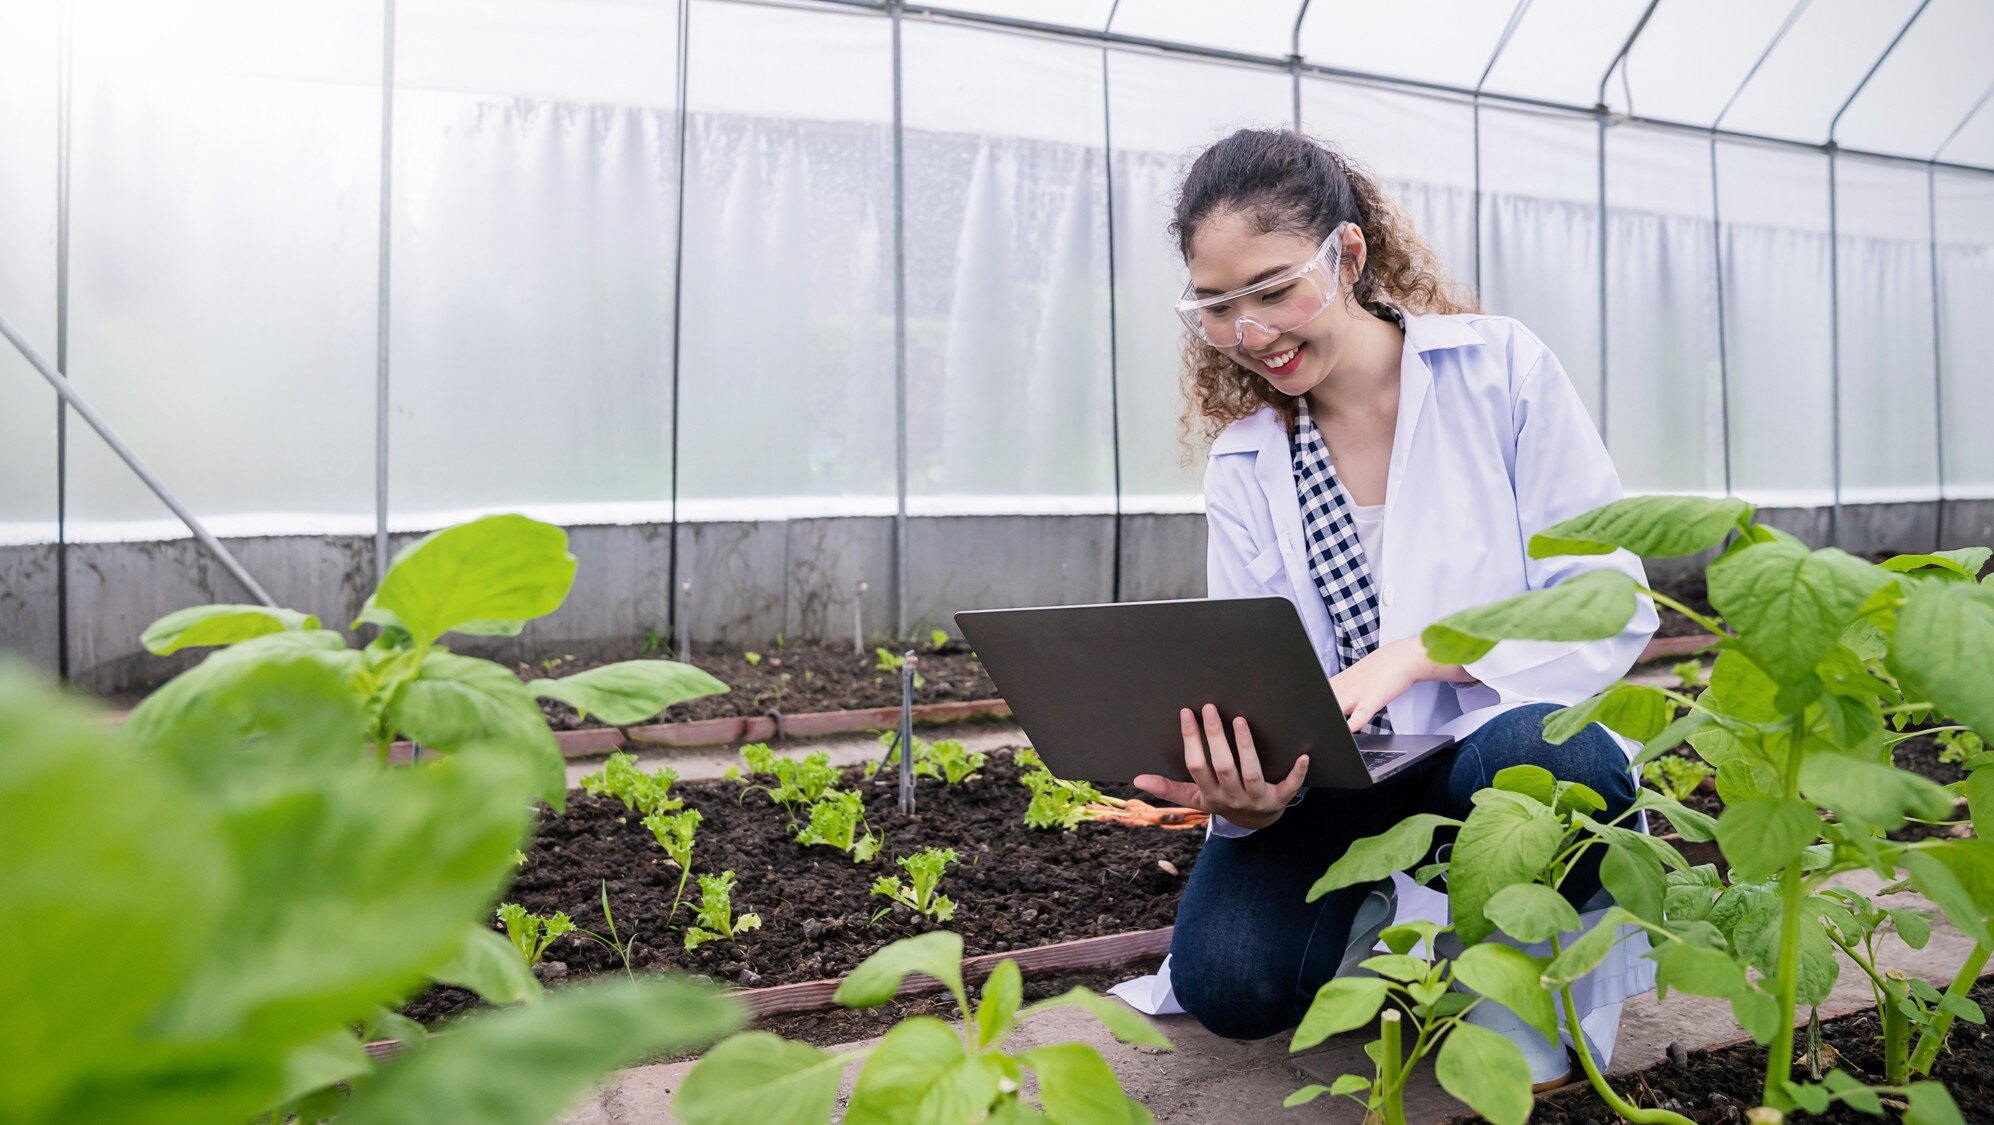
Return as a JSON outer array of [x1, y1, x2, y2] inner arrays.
[[1639, 587, 1731, 639], [666, 864, 692, 927], [1762, 716, 1811, 1112], [1910, 941, 1991, 1074], [1552, 937, 1698, 1125], [1882, 970, 1911, 1086], [1378, 1009, 1406, 1125]]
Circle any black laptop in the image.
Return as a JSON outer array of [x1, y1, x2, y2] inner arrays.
[[955, 596, 1454, 789]]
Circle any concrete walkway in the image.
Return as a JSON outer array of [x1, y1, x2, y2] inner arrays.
[[553, 719, 1977, 1124]]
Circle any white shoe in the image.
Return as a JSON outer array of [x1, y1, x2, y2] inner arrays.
[[1460, 986, 1574, 1088]]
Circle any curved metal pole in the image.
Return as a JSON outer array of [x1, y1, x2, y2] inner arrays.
[[1927, 165, 1945, 549], [1289, 0, 1311, 128], [1712, 0, 1811, 132], [1100, 39, 1122, 601], [666, 0, 692, 647], [1590, 0, 1659, 455], [1595, 0, 1660, 109], [0, 310, 277, 608], [1829, 0, 1932, 144], [890, 0, 909, 636], [1933, 76, 1994, 163], [1710, 134, 1733, 498], [1471, 0, 1533, 299], [374, 0, 395, 584]]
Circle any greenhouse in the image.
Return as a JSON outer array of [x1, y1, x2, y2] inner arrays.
[[5, 0, 1994, 1122]]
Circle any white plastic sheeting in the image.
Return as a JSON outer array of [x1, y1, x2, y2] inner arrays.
[[1, 0, 1991, 546]]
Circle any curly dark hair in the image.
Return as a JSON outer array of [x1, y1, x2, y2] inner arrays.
[[1171, 128, 1477, 448]]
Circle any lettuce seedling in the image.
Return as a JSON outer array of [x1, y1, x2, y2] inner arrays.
[[497, 902, 575, 969], [643, 808, 702, 924], [874, 730, 986, 785], [1014, 748, 1109, 830], [674, 932, 1170, 1125], [577, 751, 682, 816], [1640, 755, 1714, 802], [733, 743, 841, 815], [873, 647, 926, 688], [793, 790, 881, 862], [871, 847, 958, 923], [683, 871, 762, 951]]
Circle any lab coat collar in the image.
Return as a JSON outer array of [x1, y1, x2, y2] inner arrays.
[[1207, 311, 1484, 457]]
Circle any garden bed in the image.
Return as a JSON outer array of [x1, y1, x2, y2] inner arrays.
[[405, 750, 1200, 1025], [1519, 976, 1994, 1123]]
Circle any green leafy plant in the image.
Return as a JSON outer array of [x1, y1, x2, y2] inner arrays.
[[871, 847, 959, 923], [673, 932, 1170, 1124], [929, 628, 950, 650], [875, 730, 987, 785], [3, 513, 746, 1123], [683, 871, 762, 951], [731, 743, 841, 815], [578, 751, 682, 816], [1014, 747, 1121, 830], [1417, 494, 1994, 1117], [498, 903, 576, 969], [643, 808, 703, 925], [1641, 754, 1715, 802], [1673, 658, 1705, 689], [1936, 726, 1984, 766], [793, 789, 882, 862], [873, 646, 926, 688], [743, 651, 762, 666]]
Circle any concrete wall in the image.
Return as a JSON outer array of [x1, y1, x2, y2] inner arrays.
[[6, 500, 1984, 696]]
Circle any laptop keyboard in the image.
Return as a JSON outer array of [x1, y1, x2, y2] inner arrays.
[[1361, 749, 1403, 770]]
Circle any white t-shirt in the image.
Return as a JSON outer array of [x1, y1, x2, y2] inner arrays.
[[1349, 500, 1385, 574]]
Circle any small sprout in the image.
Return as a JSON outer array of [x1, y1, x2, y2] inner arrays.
[[736, 744, 840, 813], [1937, 728, 1985, 766], [1672, 659, 1703, 690], [929, 629, 949, 650], [683, 871, 761, 950], [794, 789, 882, 862], [578, 751, 682, 816], [510, 850, 528, 868], [497, 902, 574, 968], [644, 808, 703, 924], [1641, 755, 1715, 802], [1016, 750, 1106, 830], [927, 739, 986, 785], [871, 846, 958, 923], [874, 647, 906, 673], [743, 651, 762, 666]]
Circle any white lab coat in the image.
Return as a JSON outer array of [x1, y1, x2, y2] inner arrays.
[[1111, 311, 1660, 1062]]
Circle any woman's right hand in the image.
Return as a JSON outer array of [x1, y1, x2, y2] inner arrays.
[[1132, 703, 1310, 831]]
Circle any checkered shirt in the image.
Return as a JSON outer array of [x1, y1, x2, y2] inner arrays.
[[1290, 399, 1393, 736]]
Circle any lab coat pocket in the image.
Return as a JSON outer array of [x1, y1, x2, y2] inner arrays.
[[1245, 543, 1287, 588]]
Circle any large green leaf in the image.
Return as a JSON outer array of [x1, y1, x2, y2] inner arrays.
[[1422, 569, 1640, 665], [1630, 790, 1719, 842], [431, 924, 540, 1007], [1453, 944, 1557, 1041], [1483, 883, 1582, 943], [1716, 798, 1820, 881], [1528, 495, 1753, 560], [341, 977, 739, 1125], [358, 514, 577, 647], [834, 932, 969, 1013], [845, 1017, 988, 1125], [1018, 1043, 1142, 1125], [1307, 813, 1460, 900], [1799, 754, 1954, 833], [1543, 908, 1641, 985], [389, 652, 567, 810], [1543, 683, 1674, 746], [1434, 1021, 1533, 1125], [976, 960, 1022, 1048], [1649, 939, 1748, 1001], [1291, 977, 1391, 1051], [1734, 900, 1839, 1006], [1601, 841, 1668, 921], [141, 604, 320, 655], [1708, 541, 1892, 689], [674, 1032, 852, 1125], [527, 659, 729, 725], [1020, 988, 1172, 1049], [1888, 581, 1994, 740], [1882, 548, 1991, 582], [1901, 841, 1994, 945], [1449, 790, 1565, 945]]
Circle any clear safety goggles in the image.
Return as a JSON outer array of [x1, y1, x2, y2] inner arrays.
[[1175, 223, 1352, 350]]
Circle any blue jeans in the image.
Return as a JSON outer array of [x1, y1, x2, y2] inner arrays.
[[1167, 703, 1637, 1041]]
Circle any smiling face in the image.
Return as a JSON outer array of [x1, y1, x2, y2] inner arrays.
[[1183, 208, 1368, 399]]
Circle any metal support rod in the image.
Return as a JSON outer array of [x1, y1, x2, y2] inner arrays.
[[743, 0, 1994, 178], [854, 579, 868, 654], [1596, 115, 1609, 450], [1934, 77, 1994, 163], [1712, 0, 1810, 132], [665, 0, 689, 650], [1288, 0, 1310, 129], [54, 0, 72, 680], [374, 0, 396, 583], [890, 0, 910, 638], [0, 310, 278, 607], [1595, 0, 1660, 110], [1471, 0, 1534, 301], [1100, 46, 1123, 603], [1828, 0, 1931, 145], [1927, 166, 1945, 549], [897, 651, 916, 814], [1827, 148, 1842, 546], [1710, 135, 1734, 498]]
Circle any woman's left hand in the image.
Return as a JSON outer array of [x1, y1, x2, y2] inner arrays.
[[1330, 636, 1467, 731]]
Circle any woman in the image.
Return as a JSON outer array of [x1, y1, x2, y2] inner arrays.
[[1122, 129, 1660, 1084]]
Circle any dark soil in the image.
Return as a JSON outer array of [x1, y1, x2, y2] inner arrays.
[[522, 638, 1001, 731], [404, 751, 1199, 1025], [1649, 727, 1972, 846], [1514, 976, 1994, 1123], [1652, 570, 1717, 640]]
